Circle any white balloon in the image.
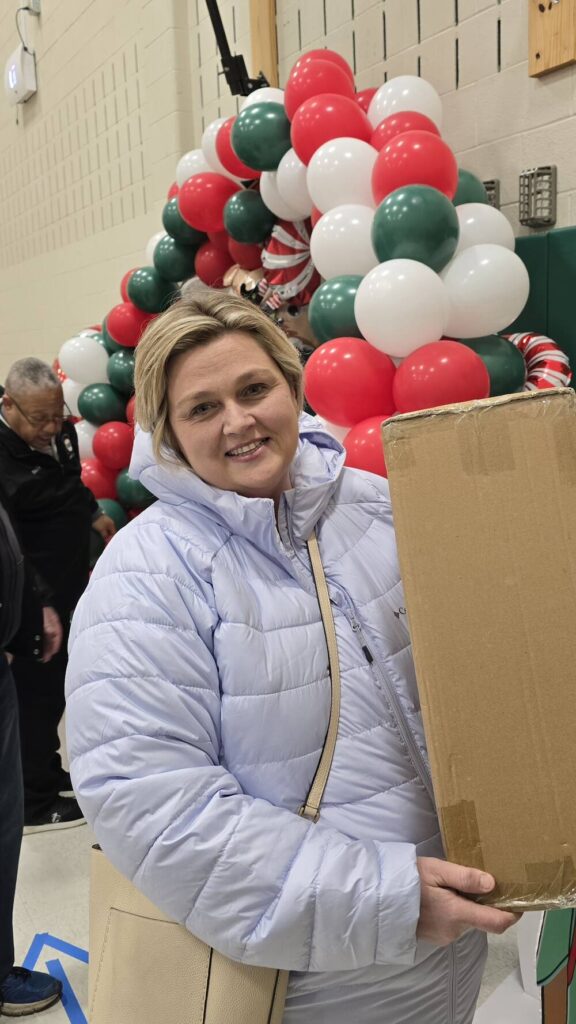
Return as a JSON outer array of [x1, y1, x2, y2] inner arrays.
[[62, 378, 85, 417], [311, 205, 378, 280], [276, 149, 314, 219], [368, 76, 443, 130], [455, 204, 515, 254], [307, 138, 378, 213], [260, 171, 303, 220], [78, 330, 101, 338], [145, 231, 165, 265], [75, 419, 98, 459], [176, 148, 212, 187], [355, 259, 450, 358], [59, 335, 109, 385], [241, 88, 285, 110], [441, 244, 530, 339], [201, 118, 243, 183]]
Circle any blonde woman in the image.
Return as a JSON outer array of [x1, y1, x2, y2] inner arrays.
[[66, 292, 518, 1023]]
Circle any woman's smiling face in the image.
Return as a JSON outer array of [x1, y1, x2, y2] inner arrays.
[[167, 331, 301, 505]]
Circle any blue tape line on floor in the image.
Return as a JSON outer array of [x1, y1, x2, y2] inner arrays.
[[23, 932, 89, 968], [45, 958, 87, 1024]]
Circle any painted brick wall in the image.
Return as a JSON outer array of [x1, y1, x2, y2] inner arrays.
[[0, 0, 197, 376]]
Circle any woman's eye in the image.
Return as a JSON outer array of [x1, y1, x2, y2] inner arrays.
[[244, 383, 267, 397], [189, 403, 213, 418]]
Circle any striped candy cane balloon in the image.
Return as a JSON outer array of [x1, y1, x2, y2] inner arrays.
[[504, 333, 572, 391]]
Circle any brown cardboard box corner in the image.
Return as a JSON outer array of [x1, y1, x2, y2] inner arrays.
[[384, 389, 576, 911]]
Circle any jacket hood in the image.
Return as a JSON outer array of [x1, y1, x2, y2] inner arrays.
[[129, 414, 346, 542]]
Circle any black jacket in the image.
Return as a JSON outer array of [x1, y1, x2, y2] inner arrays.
[[0, 418, 99, 614], [0, 478, 44, 658]]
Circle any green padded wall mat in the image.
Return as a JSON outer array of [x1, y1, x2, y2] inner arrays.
[[507, 234, 549, 337], [547, 226, 576, 374]]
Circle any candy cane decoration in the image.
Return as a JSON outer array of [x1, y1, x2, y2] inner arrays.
[[261, 219, 321, 308], [505, 333, 572, 391]]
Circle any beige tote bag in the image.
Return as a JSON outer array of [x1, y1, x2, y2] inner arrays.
[[89, 531, 341, 1024]]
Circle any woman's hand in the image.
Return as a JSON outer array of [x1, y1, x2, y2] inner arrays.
[[416, 857, 522, 946]]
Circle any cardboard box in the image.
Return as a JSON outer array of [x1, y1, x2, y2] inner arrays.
[[383, 389, 576, 911]]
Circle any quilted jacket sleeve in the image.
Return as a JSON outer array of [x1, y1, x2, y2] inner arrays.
[[66, 530, 421, 973]]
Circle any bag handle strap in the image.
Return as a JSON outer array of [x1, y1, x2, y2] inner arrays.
[[300, 529, 341, 823]]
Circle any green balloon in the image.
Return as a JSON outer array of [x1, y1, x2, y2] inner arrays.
[[101, 317, 124, 355], [153, 235, 199, 283], [107, 349, 135, 395], [97, 498, 128, 531], [309, 276, 364, 345], [162, 199, 206, 246], [224, 191, 276, 244], [453, 170, 489, 207], [372, 186, 460, 273], [116, 469, 155, 510], [231, 102, 292, 172], [458, 336, 527, 397], [78, 383, 126, 426], [127, 266, 175, 313]]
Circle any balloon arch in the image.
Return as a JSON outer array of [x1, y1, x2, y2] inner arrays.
[[54, 49, 571, 530]]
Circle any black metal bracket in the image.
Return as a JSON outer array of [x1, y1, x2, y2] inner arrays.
[[204, 0, 269, 96]]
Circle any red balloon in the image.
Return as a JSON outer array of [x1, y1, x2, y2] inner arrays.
[[292, 49, 355, 85], [291, 94, 372, 166], [285, 60, 355, 121], [208, 230, 231, 251], [305, 338, 396, 428], [216, 117, 262, 179], [107, 302, 153, 348], [228, 238, 263, 270], [126, 395, 136, 428], [195, 241, 234, 287], [355, 87, 377, 113], [178, 173, 240, 233], [344, 416, 393, 478], [167, 181, 179, 199], [393, 341, 491, 413], [81, 458, 118, 499], [52, 358, 67, 383], [371, 111, 441, 152], [120, 268, 137, 302], [93, 422, 135, 471], [310, 206, 322, 228], [372, 131, 459, 204]]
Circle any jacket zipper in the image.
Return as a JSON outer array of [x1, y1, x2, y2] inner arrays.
[[349, 615, 435, 803], [448, 943, 456, 1023]]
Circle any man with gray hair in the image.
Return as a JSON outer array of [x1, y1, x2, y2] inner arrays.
[[0, 357, 115, 832]]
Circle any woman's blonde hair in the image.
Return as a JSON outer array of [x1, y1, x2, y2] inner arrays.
[[134, 290, 304, 462]]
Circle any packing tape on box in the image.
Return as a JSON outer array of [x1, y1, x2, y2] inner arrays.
[[457, 423, 516, 477], [439, 800, 485, 872], [440, 800, 576, 909], [554, 423, 576, 486]]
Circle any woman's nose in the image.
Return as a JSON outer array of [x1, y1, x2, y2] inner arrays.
[[222, 402, 256, 434]]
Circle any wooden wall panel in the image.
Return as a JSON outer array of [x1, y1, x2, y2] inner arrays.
[[529, 0, 576, 77]]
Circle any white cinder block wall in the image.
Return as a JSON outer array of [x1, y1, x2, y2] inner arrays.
[[0, 0, 574, 376]]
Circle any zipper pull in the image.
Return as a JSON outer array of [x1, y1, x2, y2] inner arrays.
[[351, 619, 374, 664]]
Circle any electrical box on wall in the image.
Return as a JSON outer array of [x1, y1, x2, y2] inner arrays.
[[4, 44, 37, 105]]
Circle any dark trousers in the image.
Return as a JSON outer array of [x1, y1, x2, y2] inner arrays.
[[11, 616, 70, 819], [0, 655, 24, 984]]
